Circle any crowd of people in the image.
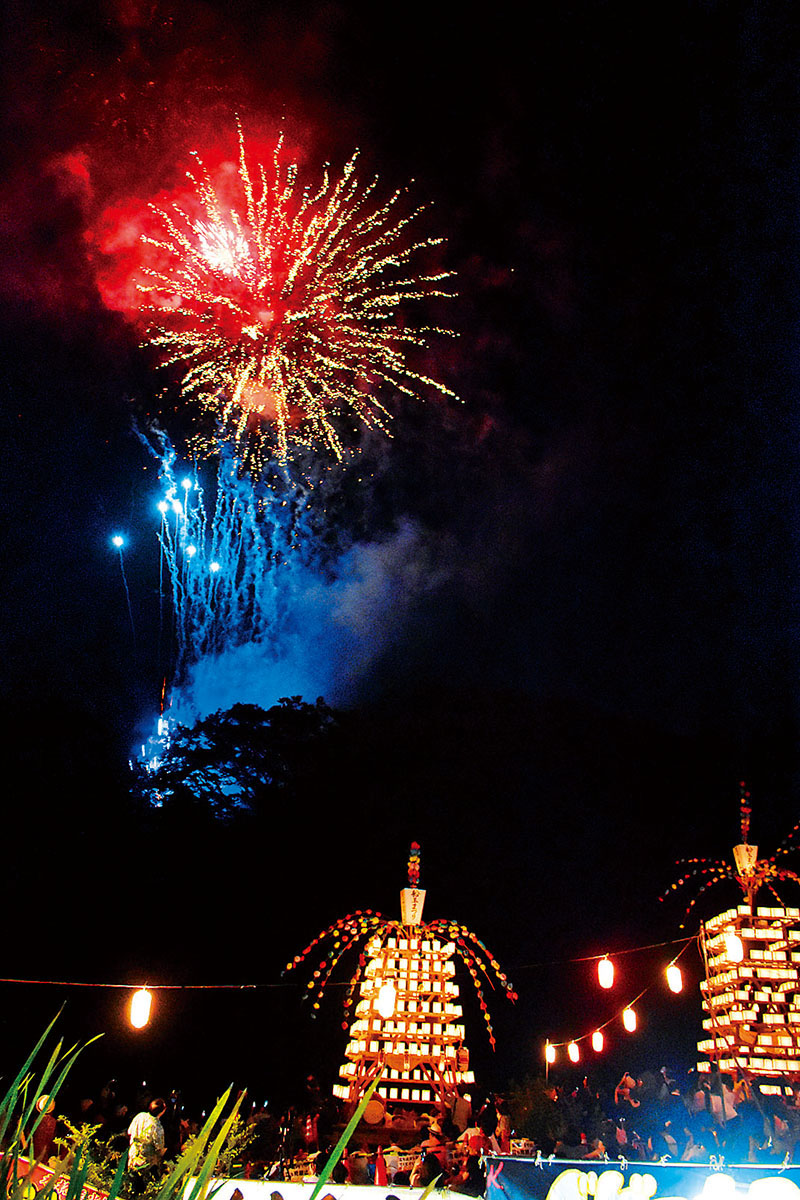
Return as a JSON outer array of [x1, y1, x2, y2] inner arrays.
[[26, 1065, 800, 1198], [244, 1077, 502, 1194], [30, 1076, 501, 1194], [26, 1082, 197, 1193], [519, 1068, 800, 1165]]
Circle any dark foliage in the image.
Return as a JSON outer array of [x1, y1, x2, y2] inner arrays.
[[130, 698, 338, 817]]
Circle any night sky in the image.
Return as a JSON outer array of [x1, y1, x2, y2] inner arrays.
[[1, 1, 798, 1114]]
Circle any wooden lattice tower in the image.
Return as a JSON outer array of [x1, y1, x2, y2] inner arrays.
[[663, 786, 800, 1078], [332, 883, 476, 1107], [699, 903, 800, 1077], [287, 844, 515, 1109]]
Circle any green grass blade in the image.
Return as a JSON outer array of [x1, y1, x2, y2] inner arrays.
[[105, 1145, 131, 1200], [0, 1011, 63, 1148], [0, 1019, 105, 1200], [20, 1036, 102, 1154], [184, 1091, 245, 1200], [19, 1038, 73, 1145], [62, 1143, 93, 1200], [419, 1173, 443, 1200], [308, 1074, 382, 1200], [35, 1167, 65, 1200], [152, 1089, 233, 1200], [22, 1037, 64, 1151]]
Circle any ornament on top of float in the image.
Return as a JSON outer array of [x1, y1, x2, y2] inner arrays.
[[401, 840, 426, 925], [733, 842, 759, 876], [401, 887, 426, 926]]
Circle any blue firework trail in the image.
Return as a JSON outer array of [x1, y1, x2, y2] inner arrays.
[[132, 428, 442, 782], [111, 533, 137, 648], [152, 437, 315, 685], [137, 428, 330, 769]]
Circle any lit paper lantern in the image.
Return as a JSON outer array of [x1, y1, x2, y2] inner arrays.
[[592, 1030, 604, 1052], [598, 956, 614, 989], [724, 932, 744, 963], [130, 987, 152, 1029], [666, 964, 683, 993], [622, 1007, 637, 1032], [377, 980, 397, 1019], [545, 1042, 556, 1064], [567, 1041, 580, 1063]]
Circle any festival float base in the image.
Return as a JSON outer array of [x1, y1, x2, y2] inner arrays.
[[186, 1160, 800, 1200], [186, 1183, 434, 1200], [486, 1157, 800, 1200]]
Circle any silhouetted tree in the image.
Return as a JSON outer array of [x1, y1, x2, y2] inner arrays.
[[130, 698, 338, 819]]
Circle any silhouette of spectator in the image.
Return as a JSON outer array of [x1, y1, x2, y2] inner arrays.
[[32, 1095, 57, 1163]]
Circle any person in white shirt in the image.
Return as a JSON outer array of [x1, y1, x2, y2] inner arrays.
[[128, 1098, 167, 1191]]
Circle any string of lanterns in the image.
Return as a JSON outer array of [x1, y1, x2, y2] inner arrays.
[[543, 938, 696, 1067], [0, 977, 264, 1030], [544, 788, 800, 1070], [0, 933, 698, 1035]]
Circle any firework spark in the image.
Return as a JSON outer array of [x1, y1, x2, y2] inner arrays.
[[134, 426, 327, 774], [138, 124, 457, 469], [149, 434, 312, 675]]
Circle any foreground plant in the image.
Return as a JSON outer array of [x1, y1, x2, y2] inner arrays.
[[0, 1016, 244, 1200]]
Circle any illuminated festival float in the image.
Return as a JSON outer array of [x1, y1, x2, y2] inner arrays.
[[670, 786, 800, 1081], [699, 902, 800, 1078], [287, 844, 516, 1117]]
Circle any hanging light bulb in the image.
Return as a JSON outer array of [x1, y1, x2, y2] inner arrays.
[[545, 1042, 556, 1064], [130, 987, 152, 1029], [592, 1030, 604, 1052], [622, 1007, 637, 1032], [567, 1041, 580, 1063], [666, 964, 683, 993], [725, 932, 744, 963], [597, 956, 614, 989], [377, 980, 397, 1019]]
